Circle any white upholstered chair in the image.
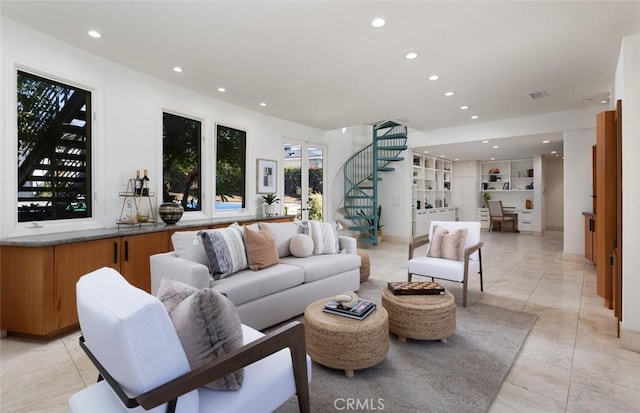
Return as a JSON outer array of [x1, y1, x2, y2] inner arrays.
[[407, 221, 483, 307], [68, 267, 311, 413]]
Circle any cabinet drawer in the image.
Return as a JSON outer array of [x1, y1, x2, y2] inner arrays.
[[519, 221, 534, 231]]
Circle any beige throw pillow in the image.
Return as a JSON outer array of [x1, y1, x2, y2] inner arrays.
[[157, 279, 244, 391], [427, 225, 449, 258], [243, 227, 279, 270], [427, 225, 469, 261]]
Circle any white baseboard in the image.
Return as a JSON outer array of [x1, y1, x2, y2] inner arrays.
[[621, 328, 640, 353], [563, 253, 588, 263]]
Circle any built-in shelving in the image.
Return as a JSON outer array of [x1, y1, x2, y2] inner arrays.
[[411, 152, 455, 236]]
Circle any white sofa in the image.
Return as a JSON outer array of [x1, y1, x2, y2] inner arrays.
[[150, 221, 361, 330]]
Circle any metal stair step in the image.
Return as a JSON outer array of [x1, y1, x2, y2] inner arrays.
[[345, 215, 375, 220], [378, 157, 404, 162], [358, 186, 374, 190], [377, 145, 408, 151], [377, 167, 395, 172], [348, 226, 375, 232], [367, 177, 383, 181], [344, 195, 371, 199], [377, 133, 407, 140], [343, 205, 374, 209]]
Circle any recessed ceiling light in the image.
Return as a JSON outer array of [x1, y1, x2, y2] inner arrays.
[[218, 87, 226, 92], [490, 157, 496, 161], [454, 158, 459, 161], [371, 18, 386, 28], [482, 140, 489, 144], [542, 140, 550, 144], [600, 99, 609, 104], [428, 75, 440, 81], [582, 98, 592, 103], [88, 30, 101, 38], [342, 127, 347, 134], [471, 115, 479, 119], [173, 66, 183, 73], [551, 150, 557, 154], [423, 150, 430, 154], [405, 52, 418, 60], [460, 105, 469, 110], [260, 102, 267, 107], [444, 91, 454, 97], [492, 145, 499, 149]]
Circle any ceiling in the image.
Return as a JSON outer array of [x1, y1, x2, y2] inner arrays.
[[2, 1, 639, 161]]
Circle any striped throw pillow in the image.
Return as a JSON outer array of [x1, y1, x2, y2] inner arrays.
[[308, 220, 340, 255], [198, 226, 248, 279]]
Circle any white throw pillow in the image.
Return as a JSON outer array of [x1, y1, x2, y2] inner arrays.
[[171, 231, 209, 267], [258, 222, 302, 257], [289, 234, 314, 258], [307, 220, 340, 255]]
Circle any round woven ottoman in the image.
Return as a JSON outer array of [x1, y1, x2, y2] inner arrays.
[[357, 249, 370, 282], [381, 288, 456, 343], [304, 298, 388, 378]]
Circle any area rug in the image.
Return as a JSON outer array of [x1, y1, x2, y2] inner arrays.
[[274, 278, 537, 413]]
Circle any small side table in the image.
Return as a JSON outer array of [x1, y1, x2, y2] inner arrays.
[[304, 298, 388, 378], [357, 249, 370, 283], [381, 288, 456, 343]]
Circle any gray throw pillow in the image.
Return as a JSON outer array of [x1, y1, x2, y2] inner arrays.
[[157, 279, 244, 391], [198, 226, 248, 279]]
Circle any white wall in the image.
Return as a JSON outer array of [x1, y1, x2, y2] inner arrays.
[[452, 161, 479, 222], [562, 129, 596, 257], [617, 34, 640, 337], [1, 17, 355, 237]]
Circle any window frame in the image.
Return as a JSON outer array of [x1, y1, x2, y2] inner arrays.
[[214, 123, 247, 214]]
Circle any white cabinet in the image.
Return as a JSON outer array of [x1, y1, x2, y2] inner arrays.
[[517, 209, 534, 231], [477, 207, 536, 232], [415, 207, 456, 236], [412, 152, 456, 237], [477, 208, 490, 229]]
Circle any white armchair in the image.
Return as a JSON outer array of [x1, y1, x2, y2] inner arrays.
[[68, 267, 311, 413], [408, 221, 484, 307]]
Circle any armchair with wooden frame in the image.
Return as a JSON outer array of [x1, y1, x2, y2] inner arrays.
[[408, 221, 484, 307], [68, 267, 311, 413], [487, 200, 518, 232]]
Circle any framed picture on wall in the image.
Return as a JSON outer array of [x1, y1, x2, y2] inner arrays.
[[257, 158, 277, 194]]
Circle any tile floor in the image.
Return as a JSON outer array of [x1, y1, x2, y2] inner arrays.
[[2, 230, 640, 412]]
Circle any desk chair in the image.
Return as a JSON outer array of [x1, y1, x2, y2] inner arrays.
[[487, 200, 517, 232]]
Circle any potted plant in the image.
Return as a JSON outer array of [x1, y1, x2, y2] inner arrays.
[[482, 192, 491, 208], [262, 193, 279, 216]]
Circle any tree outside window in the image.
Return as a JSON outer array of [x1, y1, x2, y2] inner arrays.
[[215, 125, 246, 210]]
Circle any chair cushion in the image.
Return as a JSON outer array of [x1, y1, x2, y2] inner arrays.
[[199, 226, 248, 279], [409, 256, 481, 283], [171, 230, 209, 267], [258, 222, 302, 258], [280, 253, 360, 283], [289, 234, 314, 258], [243, 227, 279, 270], [75, 267, 199, 413], [157, 279, 244, 390]]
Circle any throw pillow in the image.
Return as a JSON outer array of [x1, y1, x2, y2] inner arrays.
[[243, 227, 279, 270], [427, 225, 449, 258], [441, 228, 469, 261], [289, 233, 314, 257], [157, 279, 244, 391], [258, 222, 302, 258], [171, 231, 209, 267], [198, 226, 248, 280], [308, 220, 340, 255]]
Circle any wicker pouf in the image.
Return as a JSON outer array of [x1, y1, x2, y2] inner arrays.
[[381, 288, 456, 343], [304, 298, 388, 378], [357, 249, 370, 283]]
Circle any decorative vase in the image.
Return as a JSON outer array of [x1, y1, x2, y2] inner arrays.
[[158, 202, 184, 225], [263, 203, 276, 217]]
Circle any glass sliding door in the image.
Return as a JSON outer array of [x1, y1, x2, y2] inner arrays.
[[283, 141, 325, 221]]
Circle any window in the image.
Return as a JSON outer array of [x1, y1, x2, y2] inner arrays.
[[162, 112, 202, 211], [17, 71, 92, 222], [215, 124, 246, 210]]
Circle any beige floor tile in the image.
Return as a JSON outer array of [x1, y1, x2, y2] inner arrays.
[[568, 373, 640, 413], [505, 355, 571, 403], [489, 381, 566, 413]]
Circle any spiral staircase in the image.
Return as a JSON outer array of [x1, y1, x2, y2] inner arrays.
[[343, 120, 407, 244]]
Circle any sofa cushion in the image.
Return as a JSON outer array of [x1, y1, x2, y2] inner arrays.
[[279, 253, 360, 283], [199, 226, 248, 279], [307, 220, 339, 255], [259, 222, 301, 258], [171, 231, 209, 267], [243, 227, 279, 270], [289, 234, 314, 258], [212, 264, 304, 306], [157, 279, 244, 390]]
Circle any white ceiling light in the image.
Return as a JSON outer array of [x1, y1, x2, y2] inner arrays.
[[405, 52, 418, 60], [440, 155, 446, 158], [460, 105, 469, 110], [471, 115, 479, 119], [582, 98, 592, 103], [87, 30, 101, 38], [600, 99, 609, 104], [423, 150, 429, 154], [551, 150, 557, 154], [371, 18, 385, 28], [444, 91, 454, 97], [454, 158, 459, 161], [542, 140, 550, 143], [428, 75, 440, 81], [482, 140, 489, 144], [218, 87, 226, 92], [492, 145, 499, 149], [490, 157, 496, 161], [260, 102, 267, 107], [173, 66, 183, 73]]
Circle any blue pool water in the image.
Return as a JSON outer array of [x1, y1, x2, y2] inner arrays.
[[216, 202, 242, 210]]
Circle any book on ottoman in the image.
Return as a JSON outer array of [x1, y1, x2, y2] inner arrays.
[[323, 299, 376, 320], [387, 281, 445, 295]]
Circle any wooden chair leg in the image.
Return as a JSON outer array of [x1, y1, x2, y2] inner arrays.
[[408, 272, 412, 282]]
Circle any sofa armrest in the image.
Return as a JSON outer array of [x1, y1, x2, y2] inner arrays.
[[150, 252, 211, 295], [338, 236, 357, 254]]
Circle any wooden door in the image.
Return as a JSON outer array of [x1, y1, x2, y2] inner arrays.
[[614, 100, 623, 332], [0, 246, 54, 336], [596, 110, 616, 308], [120, 231, 170, 292], [54, 238, 121, 331]]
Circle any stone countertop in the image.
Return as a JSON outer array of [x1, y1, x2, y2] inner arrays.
[[0, 215, 289, 247]]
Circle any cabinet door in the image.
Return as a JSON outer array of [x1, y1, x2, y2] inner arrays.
[[54, 239, 121, 330], [1, 246, 54, 335], [120, 232, 170, 292]]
